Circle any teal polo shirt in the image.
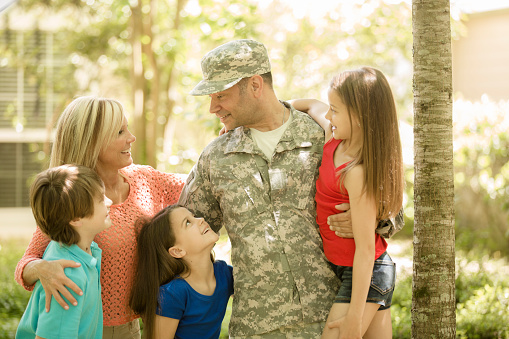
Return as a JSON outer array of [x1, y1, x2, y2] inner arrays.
[[16, 241, 103, 339]]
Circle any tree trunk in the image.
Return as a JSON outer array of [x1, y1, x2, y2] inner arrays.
[[159, 0, 188, 161], [412, 0, 455, 338], [130, 1, 146, 164], [144, 0, 159, 168]]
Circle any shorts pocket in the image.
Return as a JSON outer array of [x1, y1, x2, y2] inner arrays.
[[370, 253, 396, 295]]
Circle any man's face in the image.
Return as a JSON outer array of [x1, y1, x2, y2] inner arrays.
[[208, 81, 257, 131]]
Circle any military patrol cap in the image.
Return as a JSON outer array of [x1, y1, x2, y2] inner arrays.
[[190, 39, 271, 96]]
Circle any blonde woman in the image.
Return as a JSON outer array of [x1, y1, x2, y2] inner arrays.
[[15, 96, 186, 339]]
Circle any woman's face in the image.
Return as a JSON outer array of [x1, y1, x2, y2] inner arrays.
[[97, 116, 136, 171]]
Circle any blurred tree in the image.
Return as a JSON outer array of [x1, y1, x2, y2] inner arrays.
[[3, 0, 424, 174], [411, 0, 455, 337], [453, 99, 509, 255], [259, 0, 413, 117], [8, 0, 260, 167]]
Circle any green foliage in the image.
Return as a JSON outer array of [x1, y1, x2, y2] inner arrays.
[[398, 99, 509, 256], [456, 284, 509, 339], [455, 250, 509, 338], [220, 298, 232, 338], [453, 100, 509, 255], [389, 248, 509, 338], [0, 239, 31, 339], [392, 271, 412, 337]]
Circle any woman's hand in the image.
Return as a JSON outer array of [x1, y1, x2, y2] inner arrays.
[[327, 203, 354, 238], [25, 259, 83, 312]]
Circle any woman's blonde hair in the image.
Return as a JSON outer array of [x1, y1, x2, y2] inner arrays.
[[331, 67, 404, 221], [49, 96, 125, 169]]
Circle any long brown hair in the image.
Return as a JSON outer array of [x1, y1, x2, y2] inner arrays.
[[129, 204, 214, 339], [331, 67, 404, 220]]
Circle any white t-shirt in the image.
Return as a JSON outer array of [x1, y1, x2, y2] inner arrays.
[[250, 110, 293, 160]]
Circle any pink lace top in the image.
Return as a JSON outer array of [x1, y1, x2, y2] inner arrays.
[[15, 164, 187, 326]]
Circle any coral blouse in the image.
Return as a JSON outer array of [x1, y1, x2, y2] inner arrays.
[[15, 165, 186, 326]]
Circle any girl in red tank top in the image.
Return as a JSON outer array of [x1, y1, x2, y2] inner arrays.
[[292, 67, 404, 339]]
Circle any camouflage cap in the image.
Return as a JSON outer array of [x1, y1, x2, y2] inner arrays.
[[190, 39, 271, 96]]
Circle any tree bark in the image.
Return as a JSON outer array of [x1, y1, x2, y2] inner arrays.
[[144, 0, 159, 167], [160, 0, 188, 160], [130, 0, 146, 164], [412, 0, 456, 338]]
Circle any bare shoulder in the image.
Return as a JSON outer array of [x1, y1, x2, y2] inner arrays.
[[344, 165, 365, 195]]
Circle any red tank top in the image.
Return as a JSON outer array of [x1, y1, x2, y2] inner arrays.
[[316, 138, 387, 266]]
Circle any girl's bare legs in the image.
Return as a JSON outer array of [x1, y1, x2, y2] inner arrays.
[[321, 303, 348, 339], [363, 308, 392, 339], [321, 303, 390, 339]]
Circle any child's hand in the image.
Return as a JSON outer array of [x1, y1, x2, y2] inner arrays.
[[219, 126, 228, 136], [328, 314, 362, 339], [36, 259, 83, 312]]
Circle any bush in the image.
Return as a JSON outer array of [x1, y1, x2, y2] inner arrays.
[[0, 239, 31, 339], [400, 99, 509, 255], [455, 250, 509, 338], [392, 272, 412, 338], [453, 99, 509, 255], [389, 246, 509, 338]]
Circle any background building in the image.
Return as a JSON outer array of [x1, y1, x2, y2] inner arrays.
[[0, 27, 67, 207], [452, 8, 509, 102]]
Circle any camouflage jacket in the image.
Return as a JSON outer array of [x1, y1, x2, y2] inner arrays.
[[179, 105, 339, 336]]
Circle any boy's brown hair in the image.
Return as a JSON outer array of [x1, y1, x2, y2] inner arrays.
[[30, 164, 104, 245]]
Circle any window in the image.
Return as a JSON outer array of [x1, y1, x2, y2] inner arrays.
[[0, 29, 72, 206]]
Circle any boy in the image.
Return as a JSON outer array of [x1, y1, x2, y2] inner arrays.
[[16, 164, 112, 339]]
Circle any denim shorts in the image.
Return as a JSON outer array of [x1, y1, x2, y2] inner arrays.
[[332, 251, 396, 310]]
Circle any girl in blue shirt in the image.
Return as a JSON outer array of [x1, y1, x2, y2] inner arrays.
[[129, 204, 233, 339]]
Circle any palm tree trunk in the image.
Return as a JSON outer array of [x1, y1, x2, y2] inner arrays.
[[412, 0, 456, 338]]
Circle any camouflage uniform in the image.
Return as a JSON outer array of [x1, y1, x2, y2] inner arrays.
[[179, 105, 340, 336]]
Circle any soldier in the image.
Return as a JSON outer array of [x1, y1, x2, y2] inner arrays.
[[179, 39, 343, 338]]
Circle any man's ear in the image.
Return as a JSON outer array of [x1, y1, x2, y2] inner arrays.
[[250, 75, 263, 98], [69, 218, 82, 228], [168, 246, 186, 259]]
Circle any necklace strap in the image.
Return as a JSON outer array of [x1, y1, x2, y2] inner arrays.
[[281, 102, 286, 126]]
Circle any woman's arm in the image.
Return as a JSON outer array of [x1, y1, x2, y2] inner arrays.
[[154, 315, 179, 339], [15, 227, 83, 311], [15, 227, 51, 289]]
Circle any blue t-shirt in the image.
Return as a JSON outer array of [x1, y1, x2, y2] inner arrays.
[[157, 260, 234, 339], [16, 241, 103, 339]]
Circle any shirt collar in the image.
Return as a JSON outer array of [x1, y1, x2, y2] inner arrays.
[[224, 101, 322, 155], [60, 241, 101, 269]]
